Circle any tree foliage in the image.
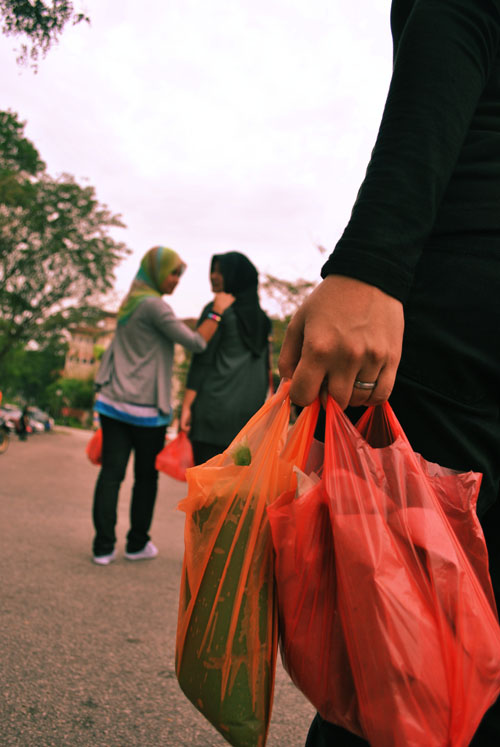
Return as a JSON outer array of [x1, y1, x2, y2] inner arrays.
[[261, 272, 317, 322], [0, 0, 89, 66], [1, 335, 67, 406], [0, 110, 130, 364], [45, 375, 94, 422], [261, 272, 318, 386]]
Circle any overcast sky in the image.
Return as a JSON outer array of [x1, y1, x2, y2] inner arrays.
[[1, 0, 392, 318]]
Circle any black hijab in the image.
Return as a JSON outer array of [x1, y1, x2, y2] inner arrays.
[[211, 252, 271, 356]]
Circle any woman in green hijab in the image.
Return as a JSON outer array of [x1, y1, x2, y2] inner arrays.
[[92, 246, 234, 565]]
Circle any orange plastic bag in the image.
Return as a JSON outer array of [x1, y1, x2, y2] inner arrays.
[[155, 431, 194, 481], [175, 383, 288, 746], [85, 427, 102, 465], [175, 381, 314, 747], [269, 400, 500, 747]]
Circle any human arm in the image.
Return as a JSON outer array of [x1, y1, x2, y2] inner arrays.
[[180, 388, 196, 433], [147, 292, 234, 352], [323, 0, 500, 302], [196, 292, 234, 342], [280, 0, 500, 407]]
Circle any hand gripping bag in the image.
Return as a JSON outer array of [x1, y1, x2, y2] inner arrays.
[[155, 431, 194, 481], [175, 381, 314, 747], [269, 400, 500, 746]]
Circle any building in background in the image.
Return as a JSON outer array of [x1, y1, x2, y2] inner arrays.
[[63, 313, 117, 380]]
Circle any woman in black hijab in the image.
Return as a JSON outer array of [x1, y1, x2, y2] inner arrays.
[[180, 251, 272, 464]]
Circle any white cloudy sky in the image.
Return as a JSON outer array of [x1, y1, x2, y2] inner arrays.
[[1, 0, 392, 318]]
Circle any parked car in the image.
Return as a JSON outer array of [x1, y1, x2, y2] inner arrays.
[[27, 407, 55, 432], [0, 404, 54, 435], [29, 418, 45, 433]]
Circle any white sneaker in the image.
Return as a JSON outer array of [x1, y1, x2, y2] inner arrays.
[[93, 550, 116, 566], [124, 541, 158, 561]]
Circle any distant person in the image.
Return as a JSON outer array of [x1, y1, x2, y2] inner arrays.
[[17, 406, 29, 441], [91, 246, 234, 565], [180, 251, 271, 464]]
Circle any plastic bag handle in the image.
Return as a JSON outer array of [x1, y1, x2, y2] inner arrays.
[[324, 398, 412, 479], [281, 396, 321, 471], [354, 401, 411, 449]]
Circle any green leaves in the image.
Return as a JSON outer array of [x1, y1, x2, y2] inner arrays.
[[0, 1, 90, 67], [0, 110, 130, 363]]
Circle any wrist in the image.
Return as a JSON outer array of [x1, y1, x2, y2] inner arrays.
[[207, 310, 222, 323]]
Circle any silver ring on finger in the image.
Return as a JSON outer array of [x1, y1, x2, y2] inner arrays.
[[353, 379, 377, 391]]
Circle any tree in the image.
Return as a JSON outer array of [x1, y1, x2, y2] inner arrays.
[[0, 0, 89, 67], [261, 273, 317, 322], [0, 110, 130, 364], [261, 272, 318, 386], [1, 335, 67, 406], [45, 375, 94, 423]]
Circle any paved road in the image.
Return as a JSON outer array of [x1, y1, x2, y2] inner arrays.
[[0, 428, 315, 746]]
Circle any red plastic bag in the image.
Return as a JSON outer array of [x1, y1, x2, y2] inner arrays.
[[85, 428, 102, 465], [176, 381, 313, 747], [268, 404, 362, 736], [155, 431, 194, 481], [269, 400, 500, 747], [271, 478, 363, 734]]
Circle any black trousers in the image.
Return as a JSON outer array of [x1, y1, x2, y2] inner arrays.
[[92, 415, 166, 555], [306, 248, 500, 745]]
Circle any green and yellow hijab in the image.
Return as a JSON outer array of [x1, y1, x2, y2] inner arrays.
[[117, 246, 186, 325]]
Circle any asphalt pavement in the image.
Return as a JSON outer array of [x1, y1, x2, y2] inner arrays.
[[0, 427, 315, 746]]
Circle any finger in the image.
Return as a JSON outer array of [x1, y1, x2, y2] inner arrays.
[[291, 336, 361, 410], [326, 368, 361, 411], [278, 315, 304, 380], [348, 362, 397, 407], [349, 366, 382, 407], [369, 362, 398, 404], [289, 355, 329, 407]]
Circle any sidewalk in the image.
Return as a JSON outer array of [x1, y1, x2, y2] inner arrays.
[[0, 428, 315, 746]]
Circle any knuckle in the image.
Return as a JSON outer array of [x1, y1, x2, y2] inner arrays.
[[305, 337, 357, 365], [304, 340, 332, 362], [365, 345, 386, 366]]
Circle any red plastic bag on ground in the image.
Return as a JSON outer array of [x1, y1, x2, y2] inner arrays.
[[85, 427, 102, 465], [269, 400, 500, 747], [175, 381, 314, 747], [155, 431, 194, 481]]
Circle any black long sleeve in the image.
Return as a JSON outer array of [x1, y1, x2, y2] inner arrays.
[[321, 0, 500, 303]]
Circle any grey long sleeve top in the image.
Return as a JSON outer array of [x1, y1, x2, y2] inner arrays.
[[95, 297, 206, 414]]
